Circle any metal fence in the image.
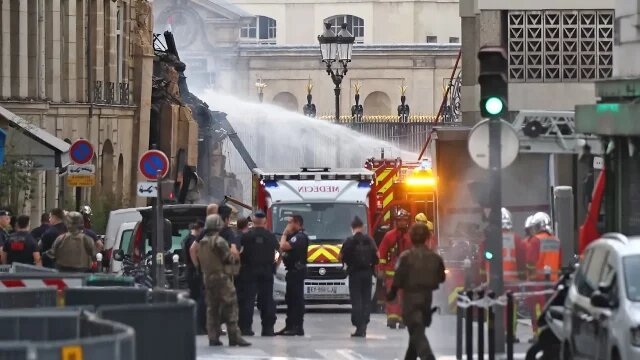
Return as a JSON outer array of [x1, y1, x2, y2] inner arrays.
[[0, 288, 58, 309], [0, 309, 135, 360]]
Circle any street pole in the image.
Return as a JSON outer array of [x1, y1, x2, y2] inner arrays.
[[334, 76, 342, 168], [488, 116, 505, 353], [154, 170, 166, 288], [75, 187, 81, 211]]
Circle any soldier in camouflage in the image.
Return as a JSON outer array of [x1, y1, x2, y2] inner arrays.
[[196, 214, 251, 347], [387, 222, 446, 360], [48, 211, 97, 272]]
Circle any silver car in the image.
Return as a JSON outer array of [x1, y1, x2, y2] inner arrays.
[[563, 233, 640, 360]]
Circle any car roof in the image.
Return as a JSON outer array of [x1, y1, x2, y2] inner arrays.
[[589, 233, 640, 257], [110, 206, 151, 215], [117, 222, 137, 231]]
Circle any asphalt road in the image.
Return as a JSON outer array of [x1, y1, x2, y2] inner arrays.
[[196, 306, 535, 360]]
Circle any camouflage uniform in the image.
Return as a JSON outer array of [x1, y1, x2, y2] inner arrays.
[[197, 214, 250, 347], [48, 212, 96, 272], [390, 223, 446, 360]]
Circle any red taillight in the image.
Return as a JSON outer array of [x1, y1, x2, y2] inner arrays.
[[132, 227, 143, 263]]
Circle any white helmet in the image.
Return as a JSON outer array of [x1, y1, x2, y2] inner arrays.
[[501, 207, 513, 230], [530, 212, 552, 234]]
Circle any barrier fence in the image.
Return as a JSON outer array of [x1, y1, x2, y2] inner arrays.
[[455, 283, 556, 360], [0, 309, 135, 360]]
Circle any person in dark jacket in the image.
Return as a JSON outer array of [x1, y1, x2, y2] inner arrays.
[[40, 208, 67, 268], [339, 216, 379, 337], [30, 213, 50, 242], [183, 220, 206, 334]]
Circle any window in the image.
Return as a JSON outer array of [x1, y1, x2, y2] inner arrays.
[[240, 16, 277, 45], [577, 247, 609, 297], [426, 36, 438, 43], [324, 15, 364, 44], [116, 5, 124, 98], [271, 203, 368, 240], [623, 255, 640, 301], [449, 37, 460, 43], [120, 230, 133, 253]]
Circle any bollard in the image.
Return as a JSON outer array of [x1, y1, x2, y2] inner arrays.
[[172, 254, 180, 289], [554, 186, 575, 268], [463, 258, 472, 289], [477, 290, 485, 360], [465, 290, 474, 360], [506, 292, 514, 360], [487, 292, 496, 360], [456, 291, 463, 360], [96, 253, 103, 273]]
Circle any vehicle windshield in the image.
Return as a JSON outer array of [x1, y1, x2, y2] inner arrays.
[[119, 229, 133, 251], [271, 202, 368, 241], [623, 254, 640, 301]]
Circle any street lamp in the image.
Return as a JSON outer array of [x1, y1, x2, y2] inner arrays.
[[318, 22, 355, 123], [255, 77, 267, 103]]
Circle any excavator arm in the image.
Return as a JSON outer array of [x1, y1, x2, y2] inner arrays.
[[211, 111, 257, 171]]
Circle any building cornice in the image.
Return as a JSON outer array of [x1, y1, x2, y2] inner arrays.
[[237, 43, 461, 57]]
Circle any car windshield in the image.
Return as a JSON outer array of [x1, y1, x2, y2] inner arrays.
[[143, 228, 191, 254], [119, 229, 133, 251], [623, 255, 640, 301], [271, 202, 368, 241]]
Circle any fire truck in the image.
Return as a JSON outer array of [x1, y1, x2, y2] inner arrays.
[[251, 167, 377, 304]]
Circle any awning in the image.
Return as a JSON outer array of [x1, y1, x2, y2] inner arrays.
[[0, 105, 71, 169]]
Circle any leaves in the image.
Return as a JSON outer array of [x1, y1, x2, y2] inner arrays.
[[0, 158, 37, 213]]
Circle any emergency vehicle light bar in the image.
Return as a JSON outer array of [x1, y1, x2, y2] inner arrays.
[[259, 173, 374, 181]]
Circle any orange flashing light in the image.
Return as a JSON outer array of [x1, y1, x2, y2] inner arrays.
[[405, 176, 436, 187]]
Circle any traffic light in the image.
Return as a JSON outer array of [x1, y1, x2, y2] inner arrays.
[[159, 180, 177, 203], [484, 250, 494, 260], [478, 46, 508, 118]]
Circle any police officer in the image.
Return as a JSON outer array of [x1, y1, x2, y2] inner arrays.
[[0, 210, 11, 251], [238, 210, 279, 336], [196, 214, 250, 347], [387, 222, 446, 360], [276, 214, 309, 336], [1, 215, 41, 266], [47, 212, 97, 272], [40, 208, 67, 268]]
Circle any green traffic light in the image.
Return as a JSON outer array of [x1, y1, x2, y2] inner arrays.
[[484, 97, 504, 116], [484, 251, 493, 260]]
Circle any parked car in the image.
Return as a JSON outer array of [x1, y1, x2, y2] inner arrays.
[[102, 207, 148, 268], [562, 233, 640, 360], [107, 221, 137, 274]]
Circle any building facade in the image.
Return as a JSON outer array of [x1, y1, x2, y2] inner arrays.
[[151, 0, 461, 116], [0, 0, 160, 220]]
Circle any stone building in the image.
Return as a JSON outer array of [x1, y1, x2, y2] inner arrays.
[[151, 0, 461, 116], [0, 0, 196, 220]]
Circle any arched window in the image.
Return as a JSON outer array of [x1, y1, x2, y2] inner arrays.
[[324, 15, 364, 43], [240, 15, 277, 45]]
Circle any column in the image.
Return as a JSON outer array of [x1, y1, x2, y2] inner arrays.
[[61, 0, 77, 102], [27, 0, 38, 96], [10, 0, 28, 98], [104, 0, 116, 103], [0, 1, 10, 97], [76, 0, 87, 102], [45, 0, 62, 101], [91, 0, 105, 103]]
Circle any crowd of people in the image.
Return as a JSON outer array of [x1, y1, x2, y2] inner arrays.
[[0, 206, 102, 272]]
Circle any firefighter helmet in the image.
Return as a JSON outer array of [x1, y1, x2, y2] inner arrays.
[[395, 208, 410, 219], [531, 212, 552, 234], [501, 207, 513, 230], [415, 213, 428, 223], [80, 205, 92, 216]]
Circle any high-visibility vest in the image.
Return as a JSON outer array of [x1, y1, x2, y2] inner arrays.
[[534, 232, 561, 281], [502, 232, 518, 281]]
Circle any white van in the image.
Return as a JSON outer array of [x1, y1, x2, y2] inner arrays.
[[108, 221, 137, 274], [103, 207, 149, 266]]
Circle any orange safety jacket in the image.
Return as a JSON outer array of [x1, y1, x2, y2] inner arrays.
[[377, 228, 410, 277], [480, 231, 522, 282], [526, 231, 561, 282]]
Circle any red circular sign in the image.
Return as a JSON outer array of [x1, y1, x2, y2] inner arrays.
[[69, 139, 94, 164], [139, 150, 170, 180]]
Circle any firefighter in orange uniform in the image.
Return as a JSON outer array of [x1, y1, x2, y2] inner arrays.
[[525, 212, 560, 340], [500, 208, 525, 338], [377, 208, 411, 328], [414, 213, 435, 249]]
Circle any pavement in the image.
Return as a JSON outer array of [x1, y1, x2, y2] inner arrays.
[[196, 306, 534, 360]]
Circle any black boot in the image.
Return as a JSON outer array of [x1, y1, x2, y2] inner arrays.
[[351, 327, 366, 337], [209, 338, 223, 346], [229, 336, 251, 347], [261, 328, 275, 337]]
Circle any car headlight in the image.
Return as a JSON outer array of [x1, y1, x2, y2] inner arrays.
[[631, 327, 640, 347]]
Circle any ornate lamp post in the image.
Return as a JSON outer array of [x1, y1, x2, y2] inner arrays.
[[255, 77, 267, 103], [317, 22, 355, 123], [303, 76, 317, 117], [351, 81, 363, 126]]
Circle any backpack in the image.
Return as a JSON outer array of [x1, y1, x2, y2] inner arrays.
[[352, 235, 374, 270]]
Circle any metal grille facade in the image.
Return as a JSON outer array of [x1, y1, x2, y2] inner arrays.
[[508, 10, 614, 82]]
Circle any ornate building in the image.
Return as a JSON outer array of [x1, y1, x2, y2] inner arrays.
[[0, 0, 195, 221], [151, 0, 461, 116]]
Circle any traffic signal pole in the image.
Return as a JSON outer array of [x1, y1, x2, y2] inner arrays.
[[478, 46, 509, 354]]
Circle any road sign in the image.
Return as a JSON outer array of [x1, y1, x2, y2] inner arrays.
[[68, 164, 95, 175], [69, 139, 94, 165], [139, 150, 170, 180], [468, 119, 519, 170], [137, 181, 158, 197], [67, 174, 96, 187]]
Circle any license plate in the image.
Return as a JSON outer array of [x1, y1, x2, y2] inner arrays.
[[307, 286, 338, 294]]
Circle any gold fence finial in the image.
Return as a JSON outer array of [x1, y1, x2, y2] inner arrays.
[[306, 76, 313, 94], [400, 79, 408, 96], [354, 81, 362, 95]]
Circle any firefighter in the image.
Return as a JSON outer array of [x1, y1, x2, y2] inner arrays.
[[501, 207, 525, 340], [377, 208, 411, 329], [414, 213, 435, 248], [525, 211, 560, 340]]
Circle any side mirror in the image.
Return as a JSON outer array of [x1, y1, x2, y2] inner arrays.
[[590, 291, 610, 308], [113, 249, 125, 262]]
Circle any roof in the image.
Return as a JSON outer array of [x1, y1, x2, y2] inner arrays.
[[253, 168, 373, 176], [590, 233, 640, 256], [192, 0, 253, 19], [0, 104, 71, 169]]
